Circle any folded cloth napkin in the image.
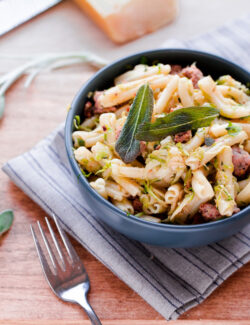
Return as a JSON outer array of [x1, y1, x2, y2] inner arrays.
[[3, 14, 250, 320]]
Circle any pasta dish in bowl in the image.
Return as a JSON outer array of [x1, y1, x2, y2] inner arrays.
[[65, 49, 250, 247]]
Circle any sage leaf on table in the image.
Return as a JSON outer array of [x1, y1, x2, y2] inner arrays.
[[0, 209, 14, 236], [136, 106, 219, 141], [115, 84, 154, 163]]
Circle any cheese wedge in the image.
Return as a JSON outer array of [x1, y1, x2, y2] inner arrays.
[[73, 0, 179, 43]]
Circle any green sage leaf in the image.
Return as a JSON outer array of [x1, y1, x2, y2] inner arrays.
[[0, 95, 5, 119], [0, 209, 14, 236], [115, 84, 154, 163], [136, 106, 219, 141]]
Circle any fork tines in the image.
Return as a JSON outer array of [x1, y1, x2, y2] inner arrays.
[[30, 214, 79, 275]]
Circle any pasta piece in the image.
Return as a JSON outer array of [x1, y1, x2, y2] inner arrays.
[[215, 147, 236, 216], [141, 186, 167, 215], [74, 147, 100, 172], [72, 130, 104, 148], [244, 140, 250, 153], [233, 176, 240, 196], [146, 146, 186, 186], [160, 135, 174, 147], [154, 75, 179, 114], [111, 164, 145, 179], [99, 113, 117, 146], [232, 123, 250, 137], [236, 182, 250, 206], [183, 127, 207, 153], [98, 74, 169, 107], [110, 161, 142, 196], [141, 195, 167, 214], [238, 177, 250, 191], [170, 169, 214, 224], [217, 75, 249, 92], [198, 76, 250, 118], [115, 64, 171, 85], [193, 89, 206, 106], [111, 157, 144, 174], [178, 77, 194, 107], [113, 175, 141, 197], [186, 131, 248, 170], [140, 216, 161, 223], [105, 180, 128, 201], [209, 121, 250, 138], [91, 142, 113, 162], [164, 183, 184, 214], [112, 198, 134, 214], [90, 178, 107, 199], [209, 123, 228, 138], [192, 169, 215, 200], [217, 85, 249, 104], [80, 115, 98, 130]]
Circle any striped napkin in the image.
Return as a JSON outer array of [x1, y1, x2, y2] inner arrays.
[[3, 14, 250, 320]]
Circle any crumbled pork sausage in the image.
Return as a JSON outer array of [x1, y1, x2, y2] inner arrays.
[[93, 105, 117, 114], [174, 130, 192, 143], [181, 65, 203, 88], [84, 101, 94, 118], [233, 206, 240, 214], [93, 91, 103, 110], [199, 203, 221, 221], [115, 126, 122, 139], [140, 141, 147, 154], [170, 65, 182, 75], [85, 91, 117, 115], [131, 197, 143, 212], [232, 145, 250, 177]]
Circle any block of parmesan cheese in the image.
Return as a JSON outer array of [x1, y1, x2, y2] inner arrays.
[[73, 0, 179, 43]]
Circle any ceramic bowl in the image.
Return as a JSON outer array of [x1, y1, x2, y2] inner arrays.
[[65, 49, 250, 247]]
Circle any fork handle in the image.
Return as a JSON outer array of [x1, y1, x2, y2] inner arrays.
[[77, 295, 102, 325]]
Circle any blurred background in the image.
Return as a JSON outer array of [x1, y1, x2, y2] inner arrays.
[[0, 0, 250, 61]]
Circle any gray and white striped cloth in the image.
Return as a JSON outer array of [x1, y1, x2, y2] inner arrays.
[[3, 14, 250, 320]]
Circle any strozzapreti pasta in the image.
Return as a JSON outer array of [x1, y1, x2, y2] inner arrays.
[[72, 62, 250, 225]]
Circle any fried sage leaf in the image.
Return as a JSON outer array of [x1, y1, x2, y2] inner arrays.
[[0, 209, 14, 236], [115, 84, 153, 163], [136, 106, 219, 141]]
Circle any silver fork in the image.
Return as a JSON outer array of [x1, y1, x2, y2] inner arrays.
[[30, 214, 102, 325]]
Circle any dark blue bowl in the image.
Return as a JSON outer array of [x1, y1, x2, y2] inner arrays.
[[65, 49, 250, 247]]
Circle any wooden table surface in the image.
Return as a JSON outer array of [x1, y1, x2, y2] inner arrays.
[[0, 1, 249, 324]]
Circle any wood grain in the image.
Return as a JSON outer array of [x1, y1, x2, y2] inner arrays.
[[0, 1, 249, 323], [1, 319, 249, 325]]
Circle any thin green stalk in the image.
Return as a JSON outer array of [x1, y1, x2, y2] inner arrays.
[[0, 51, 108, 119]]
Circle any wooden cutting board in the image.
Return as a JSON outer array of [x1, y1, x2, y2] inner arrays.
[[0, 1, 249, 324]]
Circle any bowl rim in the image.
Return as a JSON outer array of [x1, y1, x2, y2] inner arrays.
[[65, 48, 250, 231]]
